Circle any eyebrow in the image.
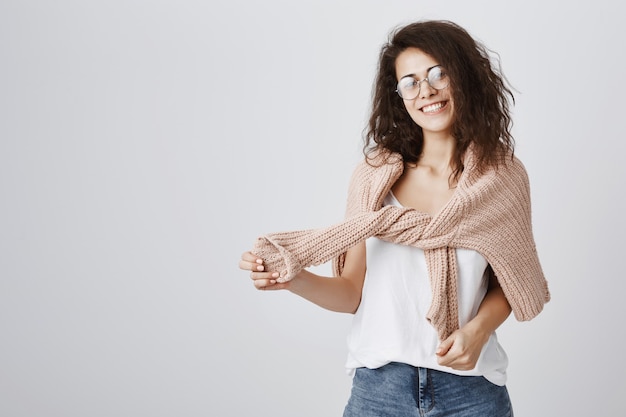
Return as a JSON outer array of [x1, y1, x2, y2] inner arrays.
[[399, 64, 441, 80]]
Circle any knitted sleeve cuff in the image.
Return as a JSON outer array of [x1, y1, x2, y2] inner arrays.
[[252, 231, 309, 282]]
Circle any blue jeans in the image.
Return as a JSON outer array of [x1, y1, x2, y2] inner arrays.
[[343, 362, 513, 417]]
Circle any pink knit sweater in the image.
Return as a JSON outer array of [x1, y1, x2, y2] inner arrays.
[[253, 149, 550, 340]]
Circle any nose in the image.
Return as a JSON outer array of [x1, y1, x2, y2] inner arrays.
[[418, 80, 437, 99], [418, 80, 437, 98]]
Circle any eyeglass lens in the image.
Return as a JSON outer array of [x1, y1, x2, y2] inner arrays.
[[396, 66, 448, 100]]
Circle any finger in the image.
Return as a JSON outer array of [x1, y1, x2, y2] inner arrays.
[[239, 259, 266, 271], [241, 251, 262, 263], [254, 277, 293, 291], [239, 252, 265, 271], [437, 352, 451, 367], [253, 278, 276, 289], [436, 336, 460, 367], [436, 350, 460, 368], [250, 271, 280, 281], [436, 336, 454, 356], [436, 347, 475, 370], [439, 356, 474, 371]]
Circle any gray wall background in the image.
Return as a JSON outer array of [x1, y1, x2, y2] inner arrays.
[[1, 1, 624, 416]]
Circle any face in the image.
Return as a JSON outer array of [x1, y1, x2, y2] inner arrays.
[[395, 47, 454, 138]]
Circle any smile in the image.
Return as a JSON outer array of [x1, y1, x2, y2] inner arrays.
[[420, 101, 448, 114]]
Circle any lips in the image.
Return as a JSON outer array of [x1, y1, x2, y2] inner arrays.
[[420, 101, 447, 114]]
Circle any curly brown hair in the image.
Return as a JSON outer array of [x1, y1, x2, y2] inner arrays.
[[365, 20, 515, 178]]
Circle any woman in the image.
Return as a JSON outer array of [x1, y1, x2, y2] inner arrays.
[[239, 20, 549, 416]]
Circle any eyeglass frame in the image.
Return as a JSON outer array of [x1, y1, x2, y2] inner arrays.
[[395, 65, 450, 100]]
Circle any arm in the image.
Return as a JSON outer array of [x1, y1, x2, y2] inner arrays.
[[436, 268, 512, 370], [239, 242, 366, 314]]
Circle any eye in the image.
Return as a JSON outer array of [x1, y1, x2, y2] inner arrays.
[[399, 76, 418, 90], [429, 66, 446, 82]]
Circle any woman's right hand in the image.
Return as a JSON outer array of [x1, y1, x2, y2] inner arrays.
[[238, 251, 289, 291]]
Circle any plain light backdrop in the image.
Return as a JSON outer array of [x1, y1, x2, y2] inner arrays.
[[1, 1, 624, 416]]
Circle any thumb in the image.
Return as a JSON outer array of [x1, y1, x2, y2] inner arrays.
[[436, 335, 455, 356]]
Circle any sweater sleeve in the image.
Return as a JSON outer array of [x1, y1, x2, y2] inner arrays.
[[489, 159, 550, 321], [332, 154, 404, 277], [455, 157, 550, 321], [250, 162, 371, 282], [252, 153, 406, 281], [254, 206, 424, 282], [331, 162, 365, 277]]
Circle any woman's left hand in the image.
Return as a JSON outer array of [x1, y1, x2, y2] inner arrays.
[[436, 271, 511, 371], [435, 326, 489, 371]]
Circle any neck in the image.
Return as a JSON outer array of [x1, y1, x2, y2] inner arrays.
[[418, 133, 456, 173]]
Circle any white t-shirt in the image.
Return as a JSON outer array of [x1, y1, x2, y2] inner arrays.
[[345, 192, 509, 386]]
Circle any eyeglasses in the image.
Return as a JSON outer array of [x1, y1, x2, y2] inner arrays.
[[395, 65, 449, 100]]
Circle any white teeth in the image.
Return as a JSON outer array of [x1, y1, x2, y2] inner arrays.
[[422, 102, 445, 113]]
